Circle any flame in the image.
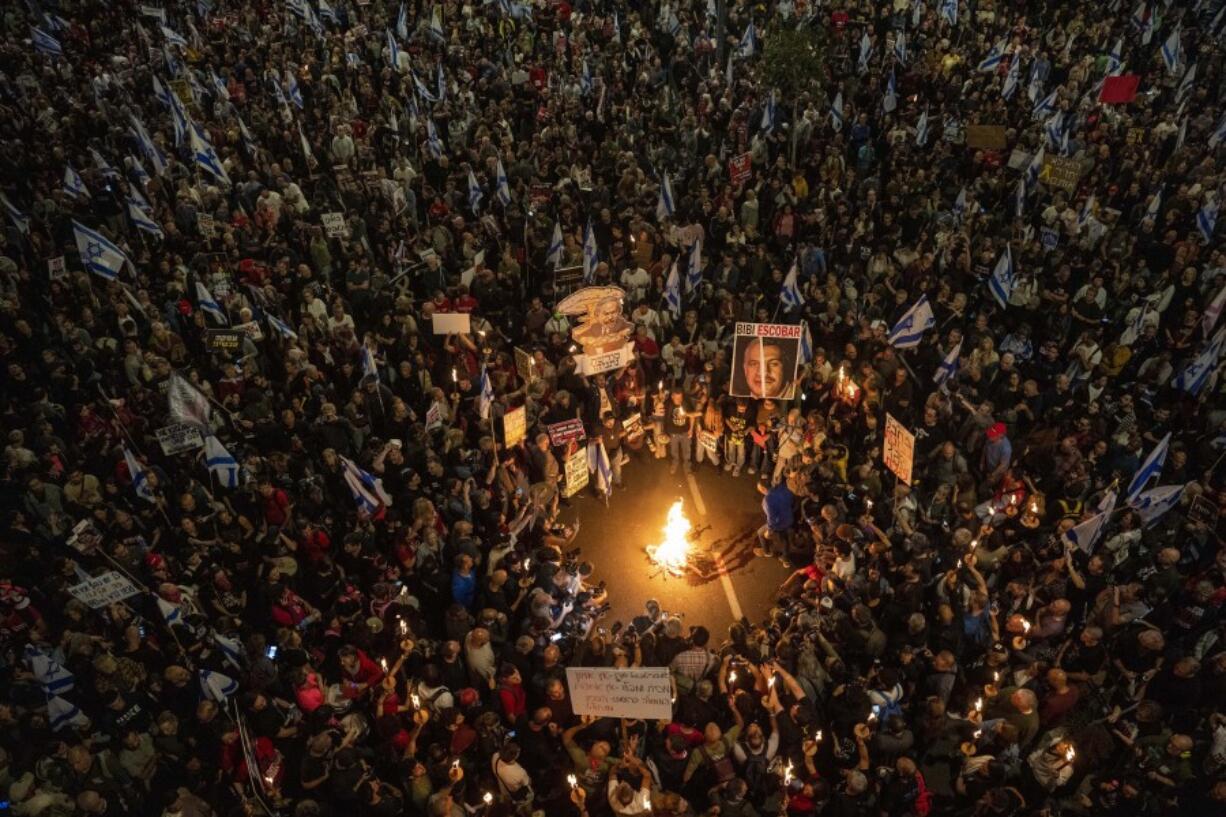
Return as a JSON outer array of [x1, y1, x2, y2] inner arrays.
[[567, 774, 578, 789], [483, 792, 494, 805], [647, 500, 692, 575], [1064, 745, 1075, 762], [783, 760, 795, 785]]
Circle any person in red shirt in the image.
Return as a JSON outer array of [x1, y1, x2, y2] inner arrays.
[[496, 664, 527, 725], [339, 645, 385, 700], [259, 481, 291, 528], [298, 520, 331, 563]]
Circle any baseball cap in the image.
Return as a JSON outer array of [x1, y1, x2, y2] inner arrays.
[[986, 422, 1007, 440]]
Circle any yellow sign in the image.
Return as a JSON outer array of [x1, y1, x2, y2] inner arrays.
[[1040, 156, 1081, 193], [502, 406, 527, 448]]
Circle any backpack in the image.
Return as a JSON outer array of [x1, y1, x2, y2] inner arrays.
[[740, 745, 769, 798], [700, 744, 737, 784]]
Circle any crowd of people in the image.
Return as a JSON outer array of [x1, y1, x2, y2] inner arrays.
[[2, 0, 1226, 816]]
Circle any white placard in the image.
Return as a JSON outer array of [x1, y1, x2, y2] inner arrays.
[[69, 571, 141, 609], [575, 342, 636, 376], [156, 423, 205, 455], [321, 212, 347, 237], [565, 667, 673, 721], [47, 256, 66, 280], [432, 312, 472, 334]]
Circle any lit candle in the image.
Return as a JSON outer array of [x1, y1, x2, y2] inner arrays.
[[1020, 618, 1032, 635], [399, 619, 408, 636], [728, 670, 738, 684], [567, 774, 578, 790], [523, 558, 531, 572], [865, 498, 873, 513], [411, 693, 421, 709], [783, 760, 795, 785], [974, 697, 983, 713], [451, 367, 458, 382], [815, 730, 822, 742], [380, 657, 389, 672], [768, 676, 777, 690], [483, 792, 493, 805], [970, 538, 979, 551], [1030, 500, 1039, 514], [452, 759, 460, 772], [973, 728, 982, 740]]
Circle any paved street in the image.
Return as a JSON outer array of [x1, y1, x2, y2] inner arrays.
[[558, 452, 791, 638]]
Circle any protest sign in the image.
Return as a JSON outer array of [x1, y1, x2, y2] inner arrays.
[[425, 401, 444, 432], [321, 212, 347, 237], [547, 418, 586, 447], [432, 313, 472, 334], [47, 256, 66, 280], [502, 406, 527, 448], [197, 213, 215, 238], [563, 448, 589, 497], [966, 124, 1008, 150], [883, 413, 915, 485], [155, 423, 205, 455], [515, 347, 538, 383], [565, 667, 673, 721], [1040, 156, 1082, 193], [728, 152, 753, 185], [622, 412, 643, 440], [729, 323, 803, 400], [576, 343, 636, 376], [1041, 227, 1060, 251], [698, 430, 719, 455], [69, 571, 142, 609], [233, 320, 264, 342], [206, 328, 244, 353], [554, 265, 585, 287]]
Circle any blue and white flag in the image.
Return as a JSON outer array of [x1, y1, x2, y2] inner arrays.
[[978, 40, 1007, 72], [687, 236, 703, 292], [340, 454, 392, 515], [1002, 56, 1021, 100], [1106, 37, 1124, 76], [1203, 284, 1226, 337], [63, 166, 89, 198], [1176, 62, 1196, 106], [495, 157, 511, 206], [857, 31, 873, 73], [152, 75, 173, 108], [478, 365, 494, 420], [1025, 145, 1045, 191], [547, 222, 564, 268], [428, 5, 445, 41], [1171, 329, 1225, 397], [130, 113, 168, 176], [25, 646, 75, 694], [47, 697, 89, 732], [780, 262, 804, 309], [656, 171, 675, 221], [954, 187, 968, 221], [1045, 112, 1066, 149], [1130, 483, 1185, 526], [425, 118, 443, 158], [800, 321, 814, 365], [91, 149, 120, 180], [386, 29, 401, 70], [196, 281, 227, 324], [124, 446, 156, 502], [437, 63, 447, 101], [1032, 87, 1057, 119], [830, 92, 844, 132], [1119, 302, 1154, 346], [1063, 508, 1112, 554], [413, 72, 439, 103], [128, 199, 163, 238], [467, 169, 483, 213], [987, 246, 1015, 308], [0, 192, 30, 234], [888, 295, 935, 349], [1197, 198, 1218, 245], [761, 90, 778, 132], [237, 115, 259, 155], [396, 2, 409, 39], [318, 0, 339, 24], [665, 261, 682, 317], [915, 107, 930, 146], [287, 74, 304, 109], [74, 221, 129, 280], [894, 31, 907, 64], [1015, 176, 1028, 218], [582, 219, 598, 283], [287, 0, 309, 19], [1077, 193, 1096, 231], [882, 70, 897, 113], [190, 122, 231, 186], [934, 341, 962, 385], [161, 24, 188, 49], [31, 27, 63, 58], [940, 0, 958, 26], [1211, 112, 1226, 150], [1145, 186, 1163, 221], [204, 435, 240, 488], [738, 21, 757, 57], [266, 312, 298, 340], [361, 345, 379, 382], [200, 669, 239, 702], [911, 0, 923, 27], [1126, 432, 1170, 503], [213, 632, 244, 670], [589, 439, 613, 497], [1160, 25, 1181, 75], [209, 69, 230, 101]]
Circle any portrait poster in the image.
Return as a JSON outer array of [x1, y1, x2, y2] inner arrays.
[[728, 323, 802, 400]]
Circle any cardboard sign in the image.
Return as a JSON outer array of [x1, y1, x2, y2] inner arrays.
[[321, 212, 347, 237], [432, 312, 472, 334], [1189, 494, 1219, 525], [883, 413, 915, 485], [47, 256, 66, 281], [502, 406, 527, 448], [565, 666, 673, 721], [1006, 149, 1032, 171], [425, 401, 444, 432], [1040, 156, 1081, 193], [575, 342, 636, 376], [728, 152, 753, 186], [206, 328, 244, 352], [140, 5, 168, 23], [1126, 127, 1146, 146], [69, 571, 142, 609], [546, 418, 586, 447], [67, 519, 103, 555], [515, 347, 538, 383], [623, 412, 643, 440], [233, 320, 264, 342], [155, 423, 205, 455], [197, 212, 215, 238], [555, 265, 585, 287], [562, 447, 589, 497], [698, 430, 719, 454], [966, 124, 1008, 150], [729, 323, 803, 400]]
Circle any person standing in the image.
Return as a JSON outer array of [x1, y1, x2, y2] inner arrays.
[[664, 387, 696, 475]]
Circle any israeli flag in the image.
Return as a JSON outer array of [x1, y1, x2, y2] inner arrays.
[[1106, 37, 1124, 76], [1015, 176, 1028, 218], [934, 341, 962, 385], [857, 31, 873, 73], [361, 345, 379, 382], [1077, 194, 1096, 231], [25, 645, 75, 694], [894, 31, 907, 64], [738, 21, 757, 57], [0, 192, 30, 234], [940, 0, 958, 26], [1002, 56, 1021, 100], [1063, 508, 1111, 554], [340, 455, 393, 515], [437, 63, 447, 101], [799, 321, 814, 365], [915, 107, 930, 146], [161, 24, 188, 49], [665, 261, 682, 317], [1176, 62, 1196, 106], [1032, 87, 1057, 119], [590, 439, 613, 497], [195, 281, 227, 324], [495, 157, 511, 207], [1125, 432, 1170, 503], [318, 0, 339, 24], [656, 172, 675, 221], [130, 113, 168, 176], [467, 169, 483, 213], [1211, 112, 1226, 150], [396, 2, 409, 39], [687, 236, 703, 292], [414, 73, 439, 103], [191, 122, 231, 186], [266, 313, 298, 340], [830, 92, 844, 132], [386, 29, 400, 71], [287, 0, 308, 18], [780, 262, 804, 309], [1132, 1, 1151, 35], [426, 118, 443, 158], [152, 75, 173, 108], [988, 246, 1015, 308], [582, 219, 599, 283], [478, 366, 494, 420], [200, 669, 239, 702], [237, 115, 259, 155], [1203, 284, 1226, 337], [305, 4, 324, 36], [1197, 198, 1218, 245], [124, 446, 156, 502], [287, 74, 304, 109], [1118, 302, 1153, 347], [128, 199, 164, 239], [888, 295, 935, 349], [547, 223, 564, 268], [1145, 186, 1163, 221], [31, 27, 63, 58], [47, 697, 89, 732], [203, 435, 240, 488], [1045, 112, 1066, 149], [882, 70, 897, 113], [213, 632, 244, 670], [90, 149, 120, 180], [978, 40, 1006, 72], [428, 5, 445, 41], [74, 221, 129, 280], [954, 187, 968, 221], [1025, 145, 1046, 191], [63, 166, 89, 198], [1130, 483, 1185, 526], [1172, 329, 1226, 396], [1160, 25, 1181, 75], [761, 90, 777, 132]]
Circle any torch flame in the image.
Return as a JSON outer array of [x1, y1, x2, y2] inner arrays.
[[1065, 745, 1075, 762], [646, 500, 692, 576], [783, 760, 795, 785], [567, 774, 578, 789]]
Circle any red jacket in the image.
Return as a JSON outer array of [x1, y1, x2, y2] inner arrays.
[[498, 682, 527, 722]]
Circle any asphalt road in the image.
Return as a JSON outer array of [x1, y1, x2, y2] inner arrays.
[[558, 452, 791, 638]]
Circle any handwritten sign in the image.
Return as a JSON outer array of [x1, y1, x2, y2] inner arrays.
[[515, 347, 537, 383], [432, 312, 472, 335], [206, 328, 244, 353], [966, 124, 1007, 150], [562, 447, 589, 497], [502, 406, 527, 448], [698, 430, 719, 454], [728, 152, 752, 186], [69, 571, 142, 609], [883, 413, 915, 485], [565, 667, 673, 721], [47, 256, 67, 280], [547, 418, 586, 447], [425, 401, 444, 432], [321, 212, 347, 237], [197, 212, 215, 238], [155, 423, 205, 455], [1040, 156, 1082, 193]]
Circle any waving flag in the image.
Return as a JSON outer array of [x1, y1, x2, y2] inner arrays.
[[1130, 484, 1185, 526], [932, 342, 961, 386], [1063, 508, 1112, 554], [761, 90, 778, 132], [988, 246, 1015, 308], [915, 107, 930, 146], [589, 439, 613, 498], [478, 366, 494, 420], [319, 0, 339, 24], [168, 371, 212, 427], [665, 262, 682, 317], [1002, 56, 1021, 100], [1172, 329, 1225, 397], [1211, 113, 1226, 150], [266, 312, 298, 340], [1125, 432, 1170, 503], [74, 221, 129, 280], [687, 236, 703, 292], [90, 149, 119, 180], [857, 31, 873, 73], [656, 172, 675, 221], [425, 118, 443, 158], [894, 31, 907, 64], [190, 123, 231, 186], [882, 70, 897, 113], [738, 21, 757, 57], [1145, 186, 1163, 221], [582, 219, 599, 283], [888, 295, 935, 349], [1032, 88, 1058, 119], [547, 223, 564, 268], [780, 263, 804, 310], [386, 29, 401, 70], [340, 455, 393, 515], [1197, 198, 1218, 245], [123, 447, 156, 502], [1176, 62, 1196, 106], [31, 27, 63, 57], [127, 199, 164, 238], [130, 113, 168, 176], [47, 697, 89, 732], [203, 435, 240, 488], [213, 632, 244, 670], [200, 669, 239, 702], [287, 74, 304, 109], [396, 2, 409, 39], [1203, 284, 1226, 337], [1119, 302, 1155, 346], [830, 92, 844, 132], [940, 0, 958, 25], [495, 157, 511, 206], [428, 5, 446, 41], [437, 63, 447, 101], [0, 192, 30, 234], [1160, 26, 1181, 75], [1025, 145, 1046, 192], [63, 166, 89, 198], [1106, 38, 1124, 75], [978, 40, 1007, 72], [25, 646, 75, 694], [161, 24, 188, 49], [467, 169, 483, 213], [800, 321, 814, 365], [195, 281, 227, 324]]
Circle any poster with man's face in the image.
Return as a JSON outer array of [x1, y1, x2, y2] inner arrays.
[[729, 323, 802, 400]]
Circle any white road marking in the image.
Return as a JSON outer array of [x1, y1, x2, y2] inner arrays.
[[686, 472, 744, 622]]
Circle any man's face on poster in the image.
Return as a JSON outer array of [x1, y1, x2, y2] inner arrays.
[[743, 341, 785, 398]]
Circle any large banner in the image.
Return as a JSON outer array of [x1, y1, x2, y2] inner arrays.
[[557, 286, 636, 376], [729, 323, 802, 400], [565, 667, 674, 721], [883, 413, 916, 485]]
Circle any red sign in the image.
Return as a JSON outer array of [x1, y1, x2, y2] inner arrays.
[[529, 185, 553, 208], [546, 418, 586, 447], [1099, 75, 1140, 105], [728, 152, 752, 186]]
